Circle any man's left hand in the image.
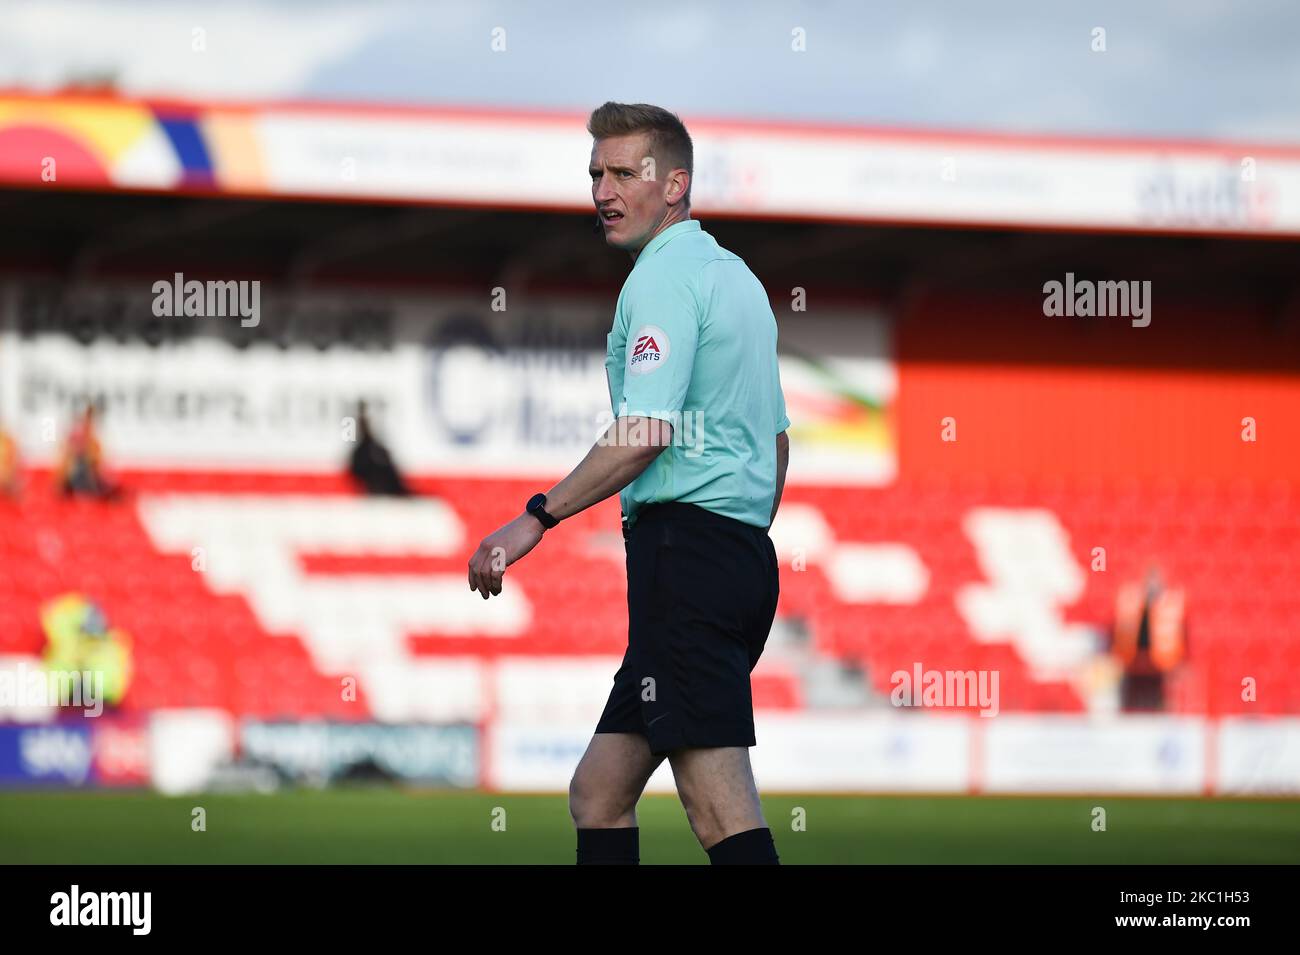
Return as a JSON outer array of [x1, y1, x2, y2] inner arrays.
[[467, 513, 545, 599]]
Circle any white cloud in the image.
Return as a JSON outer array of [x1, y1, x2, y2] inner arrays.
[[0, 0, 389, 98], [0, 0, 1296, 145]]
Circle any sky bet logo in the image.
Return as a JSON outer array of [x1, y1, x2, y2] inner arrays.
[[628, 324, 670, 376], [50, 885, 151, 935]]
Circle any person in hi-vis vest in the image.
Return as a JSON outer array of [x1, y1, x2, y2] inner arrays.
[[1112, 566, 1185, 711]]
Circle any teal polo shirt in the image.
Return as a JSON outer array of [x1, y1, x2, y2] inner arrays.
[[604, 219, 789, 530]]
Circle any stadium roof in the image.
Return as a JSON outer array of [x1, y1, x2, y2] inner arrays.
[[4, 90, 1300, 239]]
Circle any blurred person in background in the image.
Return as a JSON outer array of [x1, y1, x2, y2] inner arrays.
[[1112, 565, 1186, 711], [347, 401, 411, 496], [57, 402, 119, 499], [41, 593, 133, 710], [0, 421, 20, 498]]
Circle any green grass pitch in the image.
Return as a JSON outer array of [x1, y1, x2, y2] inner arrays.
[[2, 790, 1298, 864]]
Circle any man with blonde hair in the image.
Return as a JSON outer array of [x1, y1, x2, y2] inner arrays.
[[469, 102, 789, 865]]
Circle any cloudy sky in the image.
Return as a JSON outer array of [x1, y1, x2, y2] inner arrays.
[[2, 0, 1298, 143]]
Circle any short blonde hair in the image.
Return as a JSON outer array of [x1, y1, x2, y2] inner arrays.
[[587, 101, 694, 206]]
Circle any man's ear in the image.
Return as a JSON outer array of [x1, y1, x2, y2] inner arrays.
[[667, 170, 689, 206]]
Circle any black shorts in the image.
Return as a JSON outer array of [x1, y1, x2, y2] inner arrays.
[[594, 501, 780, 756]]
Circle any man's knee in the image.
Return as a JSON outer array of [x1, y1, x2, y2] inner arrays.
[[567, 767, 598, 824], [670, 747, 764, 847], [673, 775, 729, 847], [569, 763, 636, 828]]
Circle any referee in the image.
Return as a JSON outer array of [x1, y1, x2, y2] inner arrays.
[[468, 102, 789, 865]]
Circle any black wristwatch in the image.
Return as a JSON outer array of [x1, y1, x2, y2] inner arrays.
[[526, 492, 560, 530]]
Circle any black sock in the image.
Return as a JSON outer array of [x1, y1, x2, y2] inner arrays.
[[706, 827, 780, 865], [576, 826, 639, 865]]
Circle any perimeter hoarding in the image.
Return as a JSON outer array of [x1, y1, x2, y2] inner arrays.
[[3, 92, 1299, 236], [0, 280, 896, 485]]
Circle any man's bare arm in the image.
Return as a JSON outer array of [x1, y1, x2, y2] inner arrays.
[[544, 416, 673, 520], [466, 416, 671, 599], [769, 429, 789, 526]]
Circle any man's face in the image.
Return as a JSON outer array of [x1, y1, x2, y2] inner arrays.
[[590, 133, 672, 256]]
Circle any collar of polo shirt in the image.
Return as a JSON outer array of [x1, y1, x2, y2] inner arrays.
[[634, 219, 701, 265]]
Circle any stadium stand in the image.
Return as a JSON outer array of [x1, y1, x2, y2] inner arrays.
[[3, 467, 1296, 722]]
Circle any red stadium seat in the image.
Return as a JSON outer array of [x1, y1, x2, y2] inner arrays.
[[1, 470, 1295, 720]]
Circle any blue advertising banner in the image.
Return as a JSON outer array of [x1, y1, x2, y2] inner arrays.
[[0, 724, 94, 786]]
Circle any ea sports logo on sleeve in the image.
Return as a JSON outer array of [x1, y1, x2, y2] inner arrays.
[[628, 325, 670, 376]]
